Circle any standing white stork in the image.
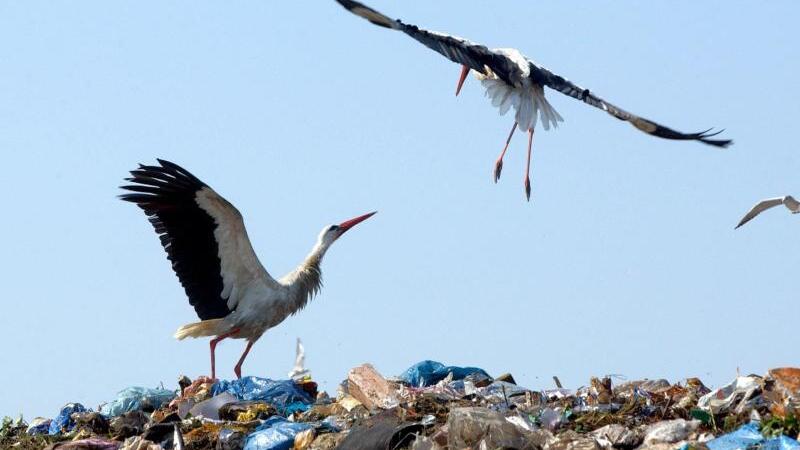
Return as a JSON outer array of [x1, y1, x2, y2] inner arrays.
[[336, 0, 732, 200], [120, 159, 376, 380], [736, 195, 800, 229]]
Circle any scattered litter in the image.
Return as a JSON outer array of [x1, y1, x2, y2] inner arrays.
[[212, 376, 315, 415], [7, 354, 800, 450], [187, 392, 238, 420], [398, 360, 491, 388], [49, 403, 88, 435], [242, 416, 313, 450], [27, 417, 52, 435], [100, 386, 176, 417]]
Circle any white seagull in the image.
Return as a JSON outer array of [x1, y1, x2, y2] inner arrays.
[[121, 159, 376, 379], [736, 196, 800, 229], [336, 0, 732, 200]]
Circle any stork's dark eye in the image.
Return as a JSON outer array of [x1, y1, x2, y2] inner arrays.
[[328, 225, 339, 232]]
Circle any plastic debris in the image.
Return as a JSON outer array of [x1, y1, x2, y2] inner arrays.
[[447, 407, 535, 449], [591, 423, 642, 448], [346, 363, 399, 410], [398, 360, 491, 388], [212, 377, 315, 415], [698, 376, 762, 415], [219, 401, 278, 422], [337, 409, 423, 450], [218, 428, 247, 450], [49, 403, 88, 435], [187, 392, 238, 420], [100, 387, 176, 418], [27, 417, 52, 435], [7, 362, 800, 450], [643, 419, 700, 445], [242, 416, 314, 450]]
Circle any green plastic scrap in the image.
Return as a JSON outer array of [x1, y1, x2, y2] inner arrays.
[[691, 409, 712, 426]]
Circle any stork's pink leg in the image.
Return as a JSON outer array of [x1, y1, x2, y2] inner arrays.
[[494, 121, 518, 183], [233, 341, 255, 380], [455, 64, 470, 96], [209, 328, 240, 380], [525, 128, 535, 201]]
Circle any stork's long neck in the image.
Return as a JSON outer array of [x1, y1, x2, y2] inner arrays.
[[281, 241, 328, 313]]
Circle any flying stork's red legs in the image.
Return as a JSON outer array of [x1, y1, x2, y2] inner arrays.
[[209, 328, 240, 380], [524, 128, 535, 201], [494, 121, 518, 183], [455, 64, 470, 96], [233, 341, 254, 380]]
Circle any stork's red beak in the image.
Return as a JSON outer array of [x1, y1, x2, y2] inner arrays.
[[455, 65, 470, 96], [338, 211, 377, 233]]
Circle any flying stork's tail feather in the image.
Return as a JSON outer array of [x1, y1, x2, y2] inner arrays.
[[335, 0, 399, 29], [174, 319, 227, 340]]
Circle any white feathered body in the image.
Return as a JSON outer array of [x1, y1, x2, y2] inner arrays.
[[475, 48, 563, 132]]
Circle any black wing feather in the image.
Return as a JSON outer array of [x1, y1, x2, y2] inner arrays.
[[120, 159, 231, 320], [335, 0, 524, 86], [530, 63, 733, 147]]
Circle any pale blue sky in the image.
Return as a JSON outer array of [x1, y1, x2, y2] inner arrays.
[[1, 1, 799, 419]]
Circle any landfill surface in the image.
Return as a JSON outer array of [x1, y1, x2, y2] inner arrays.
[[3, 351, 800, 450]]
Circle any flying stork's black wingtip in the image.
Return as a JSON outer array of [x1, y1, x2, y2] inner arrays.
[[335, 0, 398, 29], [695, 128, 733, 148]]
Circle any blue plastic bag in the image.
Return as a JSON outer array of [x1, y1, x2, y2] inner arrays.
[[100, 386, 176, 417], [212, 377, 314, 415], [763, 436, 800, 450], [705, 423, 800, 450], [398, 360, 491, 387], [243, 416, 313, 450], [48, 403, 87, 435]]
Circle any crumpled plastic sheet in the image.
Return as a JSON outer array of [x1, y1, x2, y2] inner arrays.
[[188, 392, 238, 420], [447, 407, 535, 450], [242, 416, 314, 450], [398, 360, 491, 388], [100, 386, 176, 417], [477, 381, 529, 404], [337, 410, 424, 450], [48, 403, 88, 435], [698, 376, 762, 415], [212, 377, 315, 415], [26, 417, 52, 435], [703, 423, 800, 450]]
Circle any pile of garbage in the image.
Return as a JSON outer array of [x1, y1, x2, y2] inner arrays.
[[3, 345, 800, 450]]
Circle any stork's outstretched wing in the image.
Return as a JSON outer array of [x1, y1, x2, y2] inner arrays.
[[120, 159, 278, 320], [528, 64, 732, 147], [335, 0, 524, 87], [337, 0, 732, 148], [735, 197, 794, 229]]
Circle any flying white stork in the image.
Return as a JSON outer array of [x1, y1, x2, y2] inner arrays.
[[736, 195, 800, 229], [336, 0, 733, 200], [120, 159, 376, 380]]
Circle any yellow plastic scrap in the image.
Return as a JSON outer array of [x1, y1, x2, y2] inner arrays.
[[236, 403, 273, 423]]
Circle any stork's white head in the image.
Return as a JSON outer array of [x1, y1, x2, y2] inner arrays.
[[316, 211, 377, 250]]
